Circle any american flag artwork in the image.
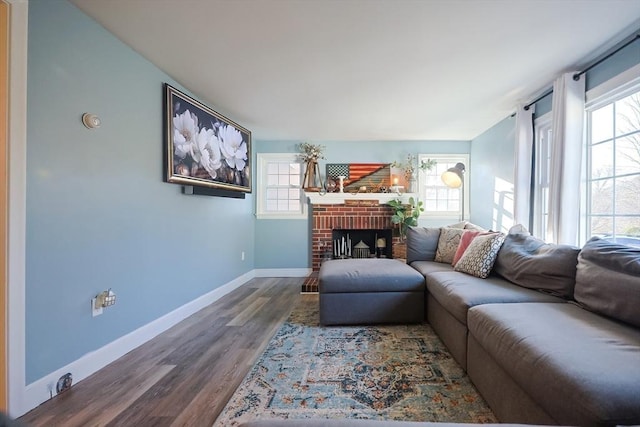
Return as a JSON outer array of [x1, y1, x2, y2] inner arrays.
[[325, 163, 391, 191]]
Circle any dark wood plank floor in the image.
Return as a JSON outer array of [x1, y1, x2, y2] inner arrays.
[[19, 277, 304, 427]]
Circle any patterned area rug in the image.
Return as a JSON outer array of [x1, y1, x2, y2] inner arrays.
[[214, 295, 496, 426]]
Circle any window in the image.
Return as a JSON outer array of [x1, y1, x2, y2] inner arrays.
[[585, 86, 640, 245], [532, 113, 552, 239], [417, 154, 469, 219], [256, 153, 306, 219]]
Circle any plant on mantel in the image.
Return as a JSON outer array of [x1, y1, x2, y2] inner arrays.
[[387, 196, 424, 240], [391, 154, 437, 182], [298, 142, 325, 190]]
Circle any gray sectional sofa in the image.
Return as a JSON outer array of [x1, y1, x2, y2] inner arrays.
[[406, 225, 640, 426]]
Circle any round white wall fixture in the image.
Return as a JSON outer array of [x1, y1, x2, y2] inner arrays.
[[82, 113, 101, 129]]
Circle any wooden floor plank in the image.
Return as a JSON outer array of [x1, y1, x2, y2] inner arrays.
[[226, 296, 270, 326], [19, 278, 302, 427]]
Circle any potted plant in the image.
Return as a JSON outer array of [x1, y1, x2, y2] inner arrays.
[[387, 196, 424, 240]]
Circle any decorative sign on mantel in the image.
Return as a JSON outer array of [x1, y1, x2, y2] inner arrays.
[[344, 199, 379, 207]]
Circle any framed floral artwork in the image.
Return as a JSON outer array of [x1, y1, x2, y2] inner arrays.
[[164, 83, 252, 193]]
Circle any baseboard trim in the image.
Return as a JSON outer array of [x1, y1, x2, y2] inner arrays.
[[19, 270, 256, 416], [254, 268, 311, 277]]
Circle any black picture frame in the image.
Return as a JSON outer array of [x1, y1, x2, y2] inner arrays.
[[164, 83, 252, 193]]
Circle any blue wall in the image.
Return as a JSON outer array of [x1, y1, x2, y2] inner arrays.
[[254, 140, 471, 268], [469, 116, 516, 231], [26, 0, 255, 383]]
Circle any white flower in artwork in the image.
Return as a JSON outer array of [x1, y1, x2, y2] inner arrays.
[[218, 124, 248, 170], [173, 110, 199, 159], [192, 127, 222, 179]]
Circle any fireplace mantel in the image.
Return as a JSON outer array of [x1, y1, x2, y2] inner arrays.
[[305, 192, 418, 205]]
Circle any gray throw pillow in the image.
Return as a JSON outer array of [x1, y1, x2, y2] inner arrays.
[[574, 237, 640, 328], [494, 233, 580, 298], [406, 226, 441, 264]]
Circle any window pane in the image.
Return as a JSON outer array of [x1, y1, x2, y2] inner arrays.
[[267, 163, 279, 174], [277, 188, 288, 199], [267, 174, 279, 186], [591, 216, 613, 237], [288, 200, 300, 211], [277, 200, 288, 211], [590, 178, 613, 215], [436, 200, 447, 210], [616, 217, 640, 237], [290, 163, 300, 174], [424, 200, 437, 211], [591, 141, 614, 179], [266, 188, 278, 200], [448, 200, 460, 211], [278, 163, 289, 174], [615, 175, 640, 215], [616, 135, 640, 175], [278, 175, 289, 186], [266, 200, 278, 211], [289, 188, 299, 199], [591, 104, 614, 143], [615, 92, 640, 136], [290, 175, 300, 186]]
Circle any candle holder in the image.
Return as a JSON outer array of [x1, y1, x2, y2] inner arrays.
[[337, 175, 346, 193]]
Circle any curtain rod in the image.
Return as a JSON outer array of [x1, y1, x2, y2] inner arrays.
[[523, 33, 640, 111]]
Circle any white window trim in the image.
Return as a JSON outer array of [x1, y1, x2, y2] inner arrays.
[[583, 79, 640, 245], [585, 62, 640, 109], [417, 153, 470, 220], [256, 153, 307, 220]]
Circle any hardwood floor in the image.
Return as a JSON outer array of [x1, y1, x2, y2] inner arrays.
[[19, 277, 304, 427]]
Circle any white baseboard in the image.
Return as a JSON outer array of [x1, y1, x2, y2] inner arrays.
[[19, 270, 256, 416], [253, 268, 311, 277]]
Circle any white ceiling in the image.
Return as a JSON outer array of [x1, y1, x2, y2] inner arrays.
[[70, 0, 640, 141]]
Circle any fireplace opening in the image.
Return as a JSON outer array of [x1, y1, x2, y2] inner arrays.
[[331, 229, 393, 259]]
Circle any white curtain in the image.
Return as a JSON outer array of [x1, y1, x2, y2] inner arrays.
[[547, 72, 585, 245], [514, 104, 534, 228]]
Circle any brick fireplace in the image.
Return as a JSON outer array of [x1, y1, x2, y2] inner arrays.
[[309, 195, 408, 272]]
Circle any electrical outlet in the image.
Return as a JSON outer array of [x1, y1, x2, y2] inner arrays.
[[91, 298, 103, 317], [241, 251, 245, 261]]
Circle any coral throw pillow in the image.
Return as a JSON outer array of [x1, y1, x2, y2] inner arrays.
[[451, 230, 481, 266]]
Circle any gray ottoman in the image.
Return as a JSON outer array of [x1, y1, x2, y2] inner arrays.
[[319, 258, 425, 325]]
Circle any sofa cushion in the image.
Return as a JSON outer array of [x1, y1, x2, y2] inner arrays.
[[468, 302, 640, 425], [454, 232, 505, 278], [406, 226, 440, 264], [425, 270, 564, 325], [434, 228, 466, 264], [410, 260, 455, 277], [319, 259, 425, 294], [574, 237, 640, 327], [494, 233, 579, 298]]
